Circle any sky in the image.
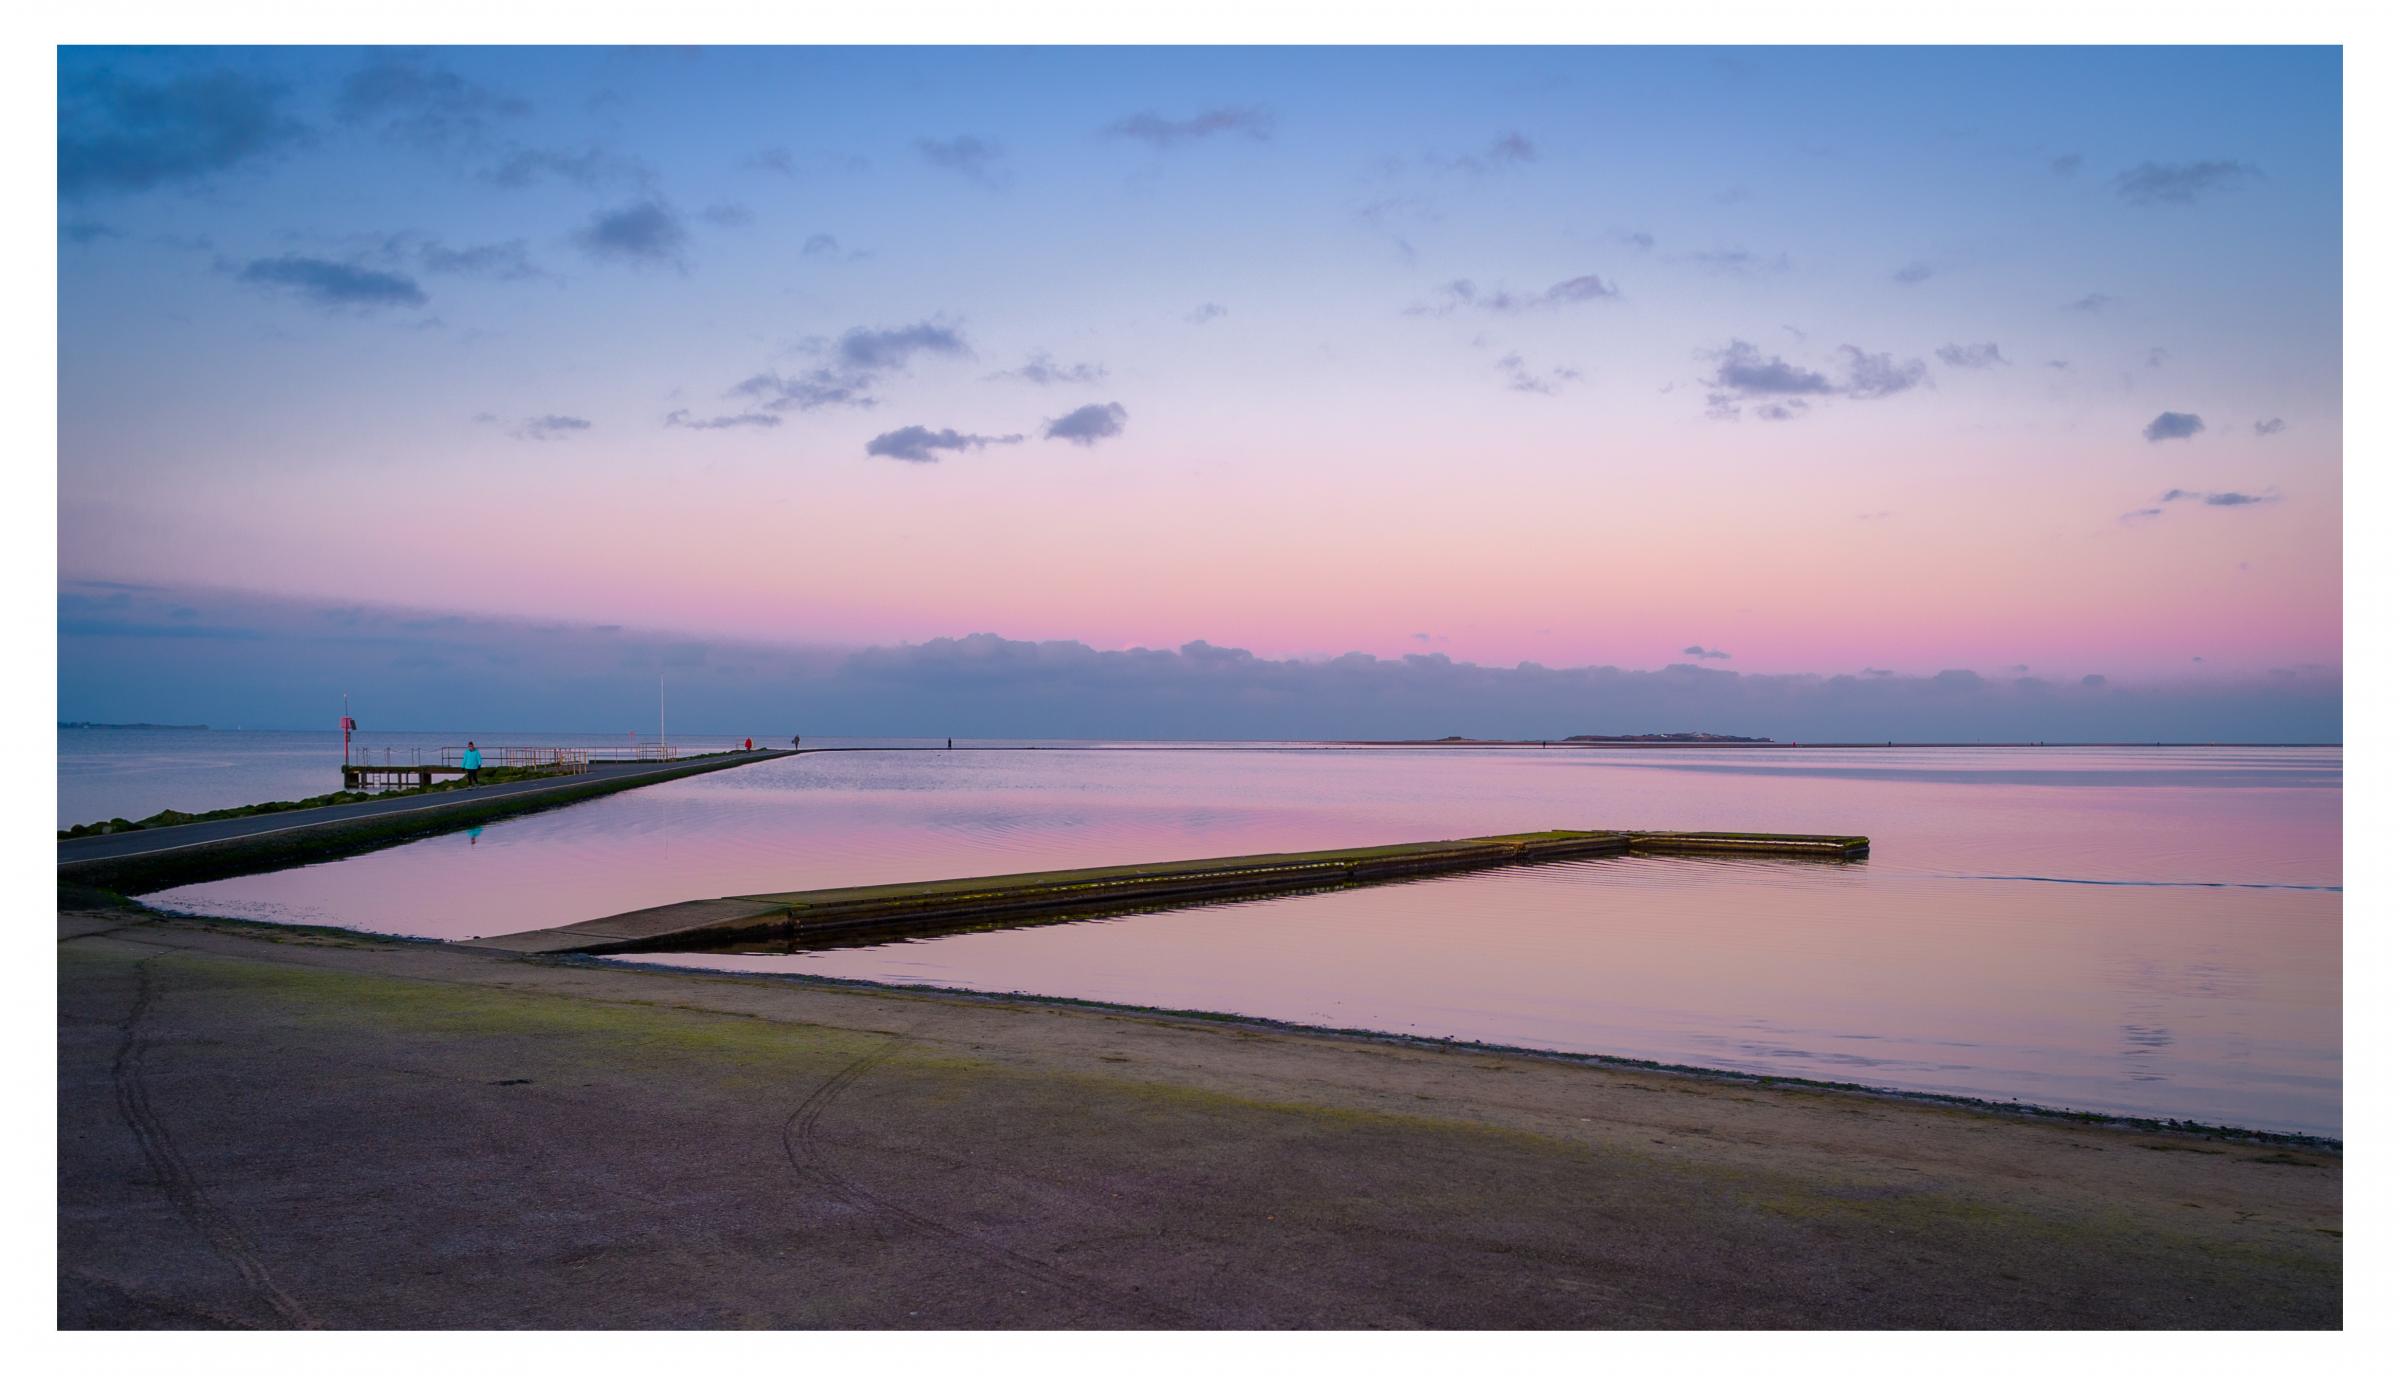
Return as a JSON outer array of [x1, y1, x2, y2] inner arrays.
[[56, 46, 2345, 737]]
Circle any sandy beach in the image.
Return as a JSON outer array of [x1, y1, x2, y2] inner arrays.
[[58, 902, 2340, 1329]]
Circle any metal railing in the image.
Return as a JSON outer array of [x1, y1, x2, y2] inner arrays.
[[437, 746, 591, 774]]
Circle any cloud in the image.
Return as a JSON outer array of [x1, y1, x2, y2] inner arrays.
[[1497, 354, 1582, 395], [574, 200, 687, 266], [2050, 153, 2083, 176], [864, 426, 1026, 463], [61, 221, 121, 244], [701, 202, 754, 228], [1686, 248, 1789, 277], [2254, 418, 2287, 436], [2081, 673, 2108, 688], [835, 321, 971, 372], [236, 254, 427, 309], [1186, 302, 1228, 325], [1043, 402, 1129, 446], [1441, 131, 1538, 173], [1891, 261, 1934, 286], [664, 409, 781, 431], [2142, 411, 2204, 442], [1935, 342, 2008, 369], [728, 370, 874, 413], [481, 146, 649, 191], [1683, 646, 1732, 661], [1836, 346, 1928, 399], [2113, 159, 2261, 206], [59, 67, 307, 197], [2064, 293, 2115, 313], [1609, 229, 1656, 252], [335, 55, 526, 153], [55, 583, 2344, 744], [990, 353, 1108, 386], [1704, 340, 1833, 397], [744, 146, 796, 177], [1105, 107, 1275, 147], [415, 238, 543, 281], [2161, 488, 2271, 507], [511, 415, 590, 441], [916, 134, 1005, 186], [1415, 275, 1620, 315], [801, 233, 843, 257]]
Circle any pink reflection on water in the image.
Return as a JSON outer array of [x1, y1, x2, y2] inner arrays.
[[149, 745, 2341, 1134]]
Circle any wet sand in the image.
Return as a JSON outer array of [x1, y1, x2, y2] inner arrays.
[[58, 905, 2340, 1329]]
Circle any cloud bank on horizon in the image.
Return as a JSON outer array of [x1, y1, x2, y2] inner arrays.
[[58, 582, 2339, 742], [57, 45, 2341, 701]]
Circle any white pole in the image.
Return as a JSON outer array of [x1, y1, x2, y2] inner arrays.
[[660, 675, 667, 757]]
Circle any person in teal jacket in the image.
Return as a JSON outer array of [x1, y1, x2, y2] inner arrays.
[[462, 741, 483, 785]]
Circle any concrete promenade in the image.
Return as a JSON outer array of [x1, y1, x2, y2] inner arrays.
[[57, 906, 2340, 1329], [57, 751, 797, 894]]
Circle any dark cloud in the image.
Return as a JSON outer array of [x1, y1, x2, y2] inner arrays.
[[700, 202, 754, 228], [61, 221, 120, 244], [2081, 674, 2108, 688], [335, 55, 526, 152], [2254, 418, 2287, 436], [802, 233, 843, 257], [1683, 646, 1732, 661], [1891, 261, 1934, 286], [2064, 293, 2115, 313], [1935, 342, 2007, 369], [574, 200, 687, 266], [236, 254, 427, 309], [835, 322, 971, 372], [728, 370, 873, 413], [2050, 153, 2083, 176], [1610, 229, 1656, 252], [1705, 340, 1833, 397], [2143, 411, 2204, 442], [1043, 402, 1129, 446], [1186, 302, 1228, 325], [56, 583, 2344, 743], [664, 409, 781, 431], [2161, 488, 2270, 507], [864, 426, 1026, 463], [2113, 159, 2261, 206], [59, 67, 307, 197], [1497, 354, 1581, 395], [744, 146, 797, 177], [511, 415, 590, 441], [990, 354, 1108, 386], [916, 134, 1005, 186], [1106, 107, 1275, 147]]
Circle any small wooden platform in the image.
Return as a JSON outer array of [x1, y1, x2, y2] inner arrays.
[[468, 828, 1869, 956]]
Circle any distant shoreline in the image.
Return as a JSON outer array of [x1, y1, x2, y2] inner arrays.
[[1331, 738, 2342, 749], [58, 721, 209, 731]]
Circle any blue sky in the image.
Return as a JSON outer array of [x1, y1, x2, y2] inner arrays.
[[56, 45, 2344, 737]]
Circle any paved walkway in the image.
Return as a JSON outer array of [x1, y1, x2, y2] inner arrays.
[[57, 751, 798, 868]]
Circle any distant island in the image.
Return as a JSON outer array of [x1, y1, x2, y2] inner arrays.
[[1563, 732, 1771, 743], [1340, 732, 1778, 746], [58, 721, 209, 731]]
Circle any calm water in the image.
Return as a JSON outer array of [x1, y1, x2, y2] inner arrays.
[[143, 744, 2341, 1135]]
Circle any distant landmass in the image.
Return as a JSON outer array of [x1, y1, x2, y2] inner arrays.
[[1563, 732, 1771, 743], [59, 721, 210, 731]]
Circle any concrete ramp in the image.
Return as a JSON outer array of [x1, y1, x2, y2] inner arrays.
[[470, 828, 1867, 958]]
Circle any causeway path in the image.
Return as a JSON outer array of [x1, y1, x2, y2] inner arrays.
[[57, 750, 798, 891]]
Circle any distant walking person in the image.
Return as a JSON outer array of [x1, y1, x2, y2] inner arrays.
[[946, 738, 953, 750], [462, 741, 484, 785], [790, 735, 800, 750], [744, 737, 754, 751]]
